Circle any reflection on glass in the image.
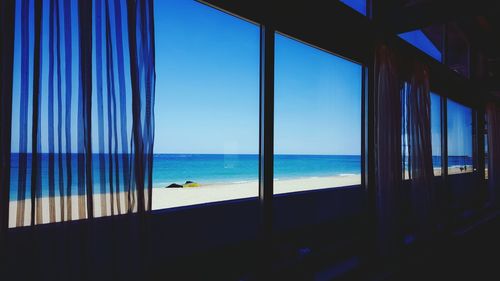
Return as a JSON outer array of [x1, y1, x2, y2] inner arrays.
[[274, 33, 362, 194], [447, 99, 473, 175], [152, 0, 260, 209]]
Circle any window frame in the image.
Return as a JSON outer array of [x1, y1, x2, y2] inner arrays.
[[272, 31, 364, 195]]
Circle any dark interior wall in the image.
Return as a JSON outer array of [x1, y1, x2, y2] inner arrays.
[[448, 173, 488, 217], [273, 186, 365, 234], [4, 185, 366, 280], [4, 178, 484, 280]]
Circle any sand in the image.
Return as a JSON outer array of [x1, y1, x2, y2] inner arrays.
[[8, 167, 480, 228], [447, 165, 474, 175], [8, 174, 360, 228], [152, 174, 361, 209]]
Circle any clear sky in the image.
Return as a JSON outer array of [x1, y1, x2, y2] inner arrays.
[[9, 0, 472, 157], [274, 34, 362, 155], [155, 0, 362, 155], [447, 99, 473, 157], [431, 93, 442, 157], [154, 0, 260, 154]]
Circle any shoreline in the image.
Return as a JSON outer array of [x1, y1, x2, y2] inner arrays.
[[9, 174, 361, 227], [152, 173, 362, 189], [8, 167, 476, 227], [152, 173, 362, 210]]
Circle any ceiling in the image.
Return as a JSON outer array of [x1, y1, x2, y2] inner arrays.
[[382, 0, 500, 94]]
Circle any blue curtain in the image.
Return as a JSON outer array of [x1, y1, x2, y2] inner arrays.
[[0, 0, 17, 246], [7, 0, 155, 227]]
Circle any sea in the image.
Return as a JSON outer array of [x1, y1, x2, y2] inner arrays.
[[8, 154, 471, 200]]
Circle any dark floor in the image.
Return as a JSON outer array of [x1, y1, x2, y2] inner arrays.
[[385, 215, 500, 281], [331, 213, 500, 281]]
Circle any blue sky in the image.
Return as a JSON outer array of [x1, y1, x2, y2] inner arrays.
[[9, 0, 472, 157], [154, 0, 260, 154], [431, 93, 442, 157], [274, 34, 362, 155], [155, 0, 362, 155], [447, 99, 472, 157]]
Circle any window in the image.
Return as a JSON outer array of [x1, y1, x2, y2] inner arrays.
[[8, 0, 260, 226], [398, 27, 443, 62], [402, 92, 441, 178], [431, 93, 442, 175], [447, 99, 473, 175], [152, 0, 260, 209], [340, 0, 367, 16], [274, 33, 362, 194]]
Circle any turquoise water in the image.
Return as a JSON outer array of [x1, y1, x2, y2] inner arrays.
[[154, 154, 361, 185], [9, 154, 471, 200]]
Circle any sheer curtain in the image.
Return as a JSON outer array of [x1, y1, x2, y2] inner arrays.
[[8, 0, 155, 228], [374, 43, 436, 256], [404, 62, 435, 240], [486, 102, 500, 208], [0, 0, 17, 251], [374, 44, 403, 257]]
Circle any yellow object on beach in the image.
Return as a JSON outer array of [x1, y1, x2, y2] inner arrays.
[[183, 182, 200, 188]]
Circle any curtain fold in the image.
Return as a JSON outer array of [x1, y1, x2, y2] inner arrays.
[[9, 0, 155, 228], [375, 43, 436, 255], [31, 0, 43, 226], [486, 102, 500, 208], [0, 0, 17, 244], [79, 0, 94, 219], [127, 0, 156, 212], [405, 62, 435, 240], [374, 44, 403, 257]]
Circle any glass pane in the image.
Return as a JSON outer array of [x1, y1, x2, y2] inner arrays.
[[152, 0, 260, 209], [431, 93, 442, 176], [402, 91, 441, 179], [274, 33, 362, 194], [340, 0, 367, 16], [399, 26, 443, 62], [447, 99, 473, 175]]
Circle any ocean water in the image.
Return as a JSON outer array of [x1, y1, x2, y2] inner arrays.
[[8, 154, 471, 200], [447, 156, 473, 168], [153, 154, 361, 185]]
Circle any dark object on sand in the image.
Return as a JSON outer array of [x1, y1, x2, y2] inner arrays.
[[184, 181, 200, 187], [167, 183, 183, 188]]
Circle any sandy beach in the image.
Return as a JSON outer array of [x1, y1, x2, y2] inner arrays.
[[152, 174, 361, 209], [8, 174, 360, 227], [447, 165, 474, 175], [8, 167, 479, 228]]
